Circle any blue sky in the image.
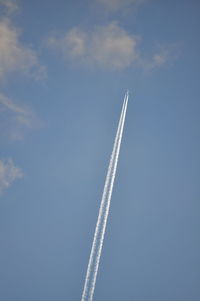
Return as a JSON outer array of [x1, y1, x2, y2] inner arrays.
[[0, 0, 200, 300]]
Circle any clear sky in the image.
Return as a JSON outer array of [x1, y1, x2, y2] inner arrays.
[[0, 0, 200, 300]]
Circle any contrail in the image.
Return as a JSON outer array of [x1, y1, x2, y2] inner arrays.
[[81, 92, 129, 301]]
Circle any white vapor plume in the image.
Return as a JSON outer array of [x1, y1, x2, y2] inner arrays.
[[81, 92, 129, 301]]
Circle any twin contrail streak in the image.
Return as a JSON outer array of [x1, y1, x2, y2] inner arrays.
[[81, 92, 129, 301]]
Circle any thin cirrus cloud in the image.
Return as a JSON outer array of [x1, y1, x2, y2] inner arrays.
[[0, 158, 23, 194], [48, 22, 170, 71], [0, 18, 45, 80], [0, 93, 39, 140]]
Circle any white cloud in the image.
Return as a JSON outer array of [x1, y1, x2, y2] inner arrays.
[[96, 0, 145, 12], [48, 22, 139, 70], [0, 18, 45, 80], [0, 93, 38, 140], [48, 22, 177, 71], [0, 0, 18, 14], [0, 158, 22, 194]]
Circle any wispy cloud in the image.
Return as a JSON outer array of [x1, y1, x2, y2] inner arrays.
[[48, 22, 139, 70], [0, 93, 39, 140], [0, 0, 19, 14], [0, 158, 23, 194], [139, 43, 180, 71], [0, 18, 45, 80], [47, 22, 175, 71]]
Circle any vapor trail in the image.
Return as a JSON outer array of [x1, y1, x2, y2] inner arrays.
[[81, 92, 129, 301]]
